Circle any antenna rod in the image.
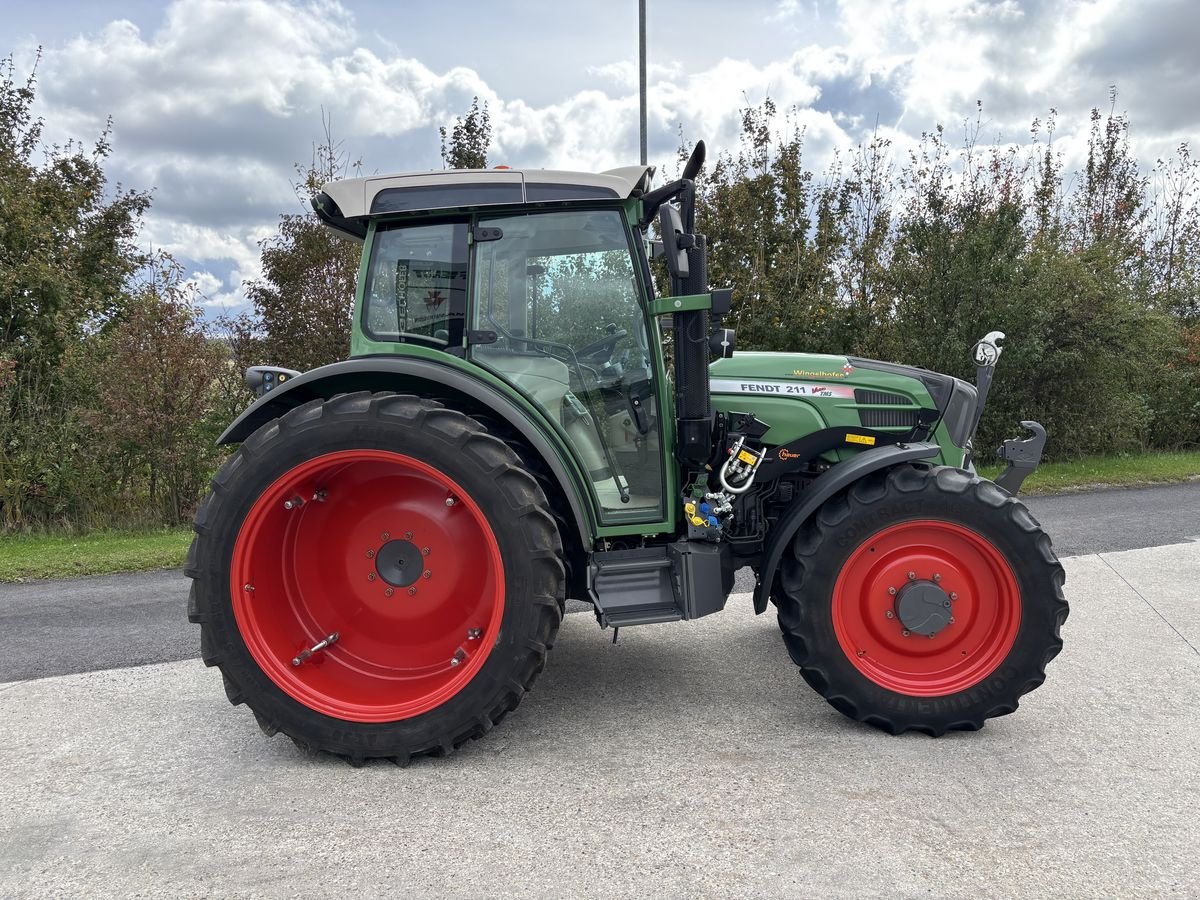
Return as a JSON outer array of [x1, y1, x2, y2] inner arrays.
[[639, 0, 647, 166]]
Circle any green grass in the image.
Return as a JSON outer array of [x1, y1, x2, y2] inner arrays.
[[2, 450, 1199, 583], [0, 527, 193, 583], [979, 449, 1200, 494]]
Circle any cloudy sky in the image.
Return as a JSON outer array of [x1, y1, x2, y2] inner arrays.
[[6, 0, 1198, 315]]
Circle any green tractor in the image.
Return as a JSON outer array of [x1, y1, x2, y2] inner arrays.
[[187, 142, 1067, 764]]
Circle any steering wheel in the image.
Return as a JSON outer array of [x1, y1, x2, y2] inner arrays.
[[578, 324, 629, 364]]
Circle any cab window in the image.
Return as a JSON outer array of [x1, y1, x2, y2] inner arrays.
[[363, 222, 468, 346]]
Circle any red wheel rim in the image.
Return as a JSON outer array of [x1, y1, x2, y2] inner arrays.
[[230, 450, 504, 723], [832, 520, 1021, 696]]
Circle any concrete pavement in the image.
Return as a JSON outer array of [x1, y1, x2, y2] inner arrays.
[[1, 543, 1197, 898]]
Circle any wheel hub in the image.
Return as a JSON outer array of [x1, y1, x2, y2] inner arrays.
[[894, 579, 953, 636], [375, 538, 423, 587]]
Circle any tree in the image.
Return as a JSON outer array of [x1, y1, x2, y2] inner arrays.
[[0, 52, 150, 377], [440, 97, 491, 169], [242, 124, 361, 373], [89, 255, 227, 523], [0, 51, 150, 529]]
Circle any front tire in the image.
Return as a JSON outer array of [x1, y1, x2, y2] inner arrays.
[[186, 392, 564, 764], [775, 465, 1067, 735]]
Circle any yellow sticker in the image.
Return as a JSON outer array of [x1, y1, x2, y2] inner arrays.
[[846, 433, 877, 446], [737, 449, 758, 465]]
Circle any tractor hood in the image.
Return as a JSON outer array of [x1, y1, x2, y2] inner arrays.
[[708, 351, 976, 450]]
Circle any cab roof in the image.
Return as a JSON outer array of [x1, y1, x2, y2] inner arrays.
[[313, 164, 656, 239]]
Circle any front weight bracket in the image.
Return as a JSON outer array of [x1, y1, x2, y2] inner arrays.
[[994, 421, 1046, 494]]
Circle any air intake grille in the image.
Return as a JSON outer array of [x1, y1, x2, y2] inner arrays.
[[854, 389, 920, 429]]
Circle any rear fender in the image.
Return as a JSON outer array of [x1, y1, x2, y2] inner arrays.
[[219, 358, 592, 546], [752, 442, 942, 614]]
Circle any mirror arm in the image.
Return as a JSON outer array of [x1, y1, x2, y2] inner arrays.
[[639, 178, 691, 229]]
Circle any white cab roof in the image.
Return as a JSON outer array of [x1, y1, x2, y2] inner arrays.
[[321, 164, 656, 220]]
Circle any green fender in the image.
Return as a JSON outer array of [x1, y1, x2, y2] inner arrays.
[[218, 357, 592, 543], [752, 442, 942, 614]]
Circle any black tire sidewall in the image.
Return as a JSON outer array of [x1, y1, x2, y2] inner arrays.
[[194, 395, 561, 758], [781, 467, 1065, 731]]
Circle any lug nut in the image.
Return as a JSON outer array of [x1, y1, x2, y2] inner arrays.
[[950, 592, 959, 601], [421, 547, 431, 556], [408, 587, 417, 596], [907, 571, 916, 581], [423, 570, 432, 579], [901, 630, 911, 637], [885, 610, 895, 619], [933, 573, 942, 583], [404, 531, 413, 540], [367, 573, 376, 582], [888, 587, 897, 596], [381, 532, 390, 541], [384, 588, 394, 597], [366, 549, 375, 559], [949, 617, 956, 624]]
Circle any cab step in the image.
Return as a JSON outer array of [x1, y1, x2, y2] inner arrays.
[[589, 542, 731, 628]]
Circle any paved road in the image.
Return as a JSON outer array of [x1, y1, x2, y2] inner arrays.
[[3, 482, 1200, 684], [2, 544, 1197, 897]]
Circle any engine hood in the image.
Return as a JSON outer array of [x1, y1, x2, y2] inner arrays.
[[708, 351, 971, 449]]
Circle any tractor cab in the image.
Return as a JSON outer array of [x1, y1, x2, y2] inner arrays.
[[311, 161, 691, 527]]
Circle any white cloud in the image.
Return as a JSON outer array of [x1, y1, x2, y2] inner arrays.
[[586, 60, 684, 91], [16, 0, 1197, 320], [185, 270, 223, 297]]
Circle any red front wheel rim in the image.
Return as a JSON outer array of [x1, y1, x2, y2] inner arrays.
[[230, 450, 505, 723], [832, 520, 1021, 696]]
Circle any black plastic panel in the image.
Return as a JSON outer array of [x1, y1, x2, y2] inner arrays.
[[371, 183, 523, 213], [525, 182, 620, 201]]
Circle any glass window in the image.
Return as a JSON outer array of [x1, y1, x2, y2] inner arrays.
[[470, 210, 663, 522], [363, 222, 468, 346]]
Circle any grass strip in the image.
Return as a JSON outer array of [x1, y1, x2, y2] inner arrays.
[[0, 528, 193, 583], [980, 449, 1200, 494]]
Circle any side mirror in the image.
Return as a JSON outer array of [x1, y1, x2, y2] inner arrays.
[[657, 203, 690, 280]]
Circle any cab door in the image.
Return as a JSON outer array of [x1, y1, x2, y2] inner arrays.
[[468, 208, 666, 524]]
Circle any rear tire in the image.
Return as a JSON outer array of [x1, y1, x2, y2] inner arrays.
[[186, 392, 563, 764], [775, 465, 1067, 735]]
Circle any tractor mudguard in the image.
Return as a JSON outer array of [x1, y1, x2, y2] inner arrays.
[[218, 357, 591, 541], [752, 442, 942, 614]]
